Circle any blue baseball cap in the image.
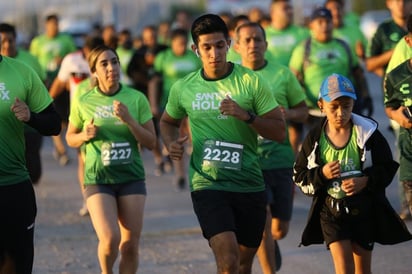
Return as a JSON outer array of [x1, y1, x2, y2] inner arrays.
[[310, 7, 332, 21], [319, 73, 357, 102]]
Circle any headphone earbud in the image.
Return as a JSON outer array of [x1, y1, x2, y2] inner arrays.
[[195, 49, 200, 57]]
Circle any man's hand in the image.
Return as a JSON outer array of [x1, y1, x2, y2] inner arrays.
[[168, 136, 189, 161], [219, 95, 249, 121], [11, 98, 31, 122]]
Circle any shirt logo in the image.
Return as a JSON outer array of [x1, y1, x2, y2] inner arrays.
[[0, 83, 10, 101]]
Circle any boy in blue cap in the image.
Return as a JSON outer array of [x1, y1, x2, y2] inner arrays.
[[293, 73, 411, 273]]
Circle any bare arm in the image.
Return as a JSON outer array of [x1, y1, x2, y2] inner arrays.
[[159, 112, 186, 160], [66, 120, 96, 148], [49, 78, 67, 99], [282, 101, 308, 123], [365, 49, 394, 77], [219, 95, 286, 142], [113, 100, 156, 150], [147, 75, 162, 118], [385, 106, 412, 129]]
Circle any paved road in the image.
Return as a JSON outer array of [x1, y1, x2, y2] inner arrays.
[[32, 72, 412, 273]]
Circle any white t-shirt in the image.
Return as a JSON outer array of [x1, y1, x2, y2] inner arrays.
[[57, 50, 90, 98]]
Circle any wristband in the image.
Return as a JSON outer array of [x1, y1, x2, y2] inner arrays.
[[245, 111, 256, 124]]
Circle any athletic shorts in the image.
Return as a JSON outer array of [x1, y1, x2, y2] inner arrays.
[[83, 180, 147, 199], [0, 180, 37, 274], [263, 168, 294, 221], [320, 194, 374, 251], [191, 189, 266, 248]]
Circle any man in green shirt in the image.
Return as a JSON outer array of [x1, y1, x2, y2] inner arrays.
[[234, 22, 308, 273], [265, 0, 309, 67], [325, 0, 368, 61], [0, 34, 61, 273], [160, 14, 286, 274], [365, 0, 412, 78], [290, 7, 371, 116], [29, 13, 77, 168], [149, 28, 201, 190], [0, 22, 47, 185]]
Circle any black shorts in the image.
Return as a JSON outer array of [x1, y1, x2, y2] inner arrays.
[[191, 189, 266, 248], [83, 180, 147, 199], [320, 194, 374, 251], [0, 180, 37, 274], [263, 168, 294, 221]]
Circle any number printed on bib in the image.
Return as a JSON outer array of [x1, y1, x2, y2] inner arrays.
[[202, 140, 243, 170], [101, 141, 132, 166]]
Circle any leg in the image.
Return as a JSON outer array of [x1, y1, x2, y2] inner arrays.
[[288, 122, 303, 155], [209, 231, 240, 274], [87, 193, 120, 274], [329, 240, 355, 274], [256, 206, 276, 274], [1, 182, 37, 274], [0, 252, 16, 274], [239, 244, 259, 274], [352, 242, 372, 274], [117, 194, 146, 274], [77, 150, 88, 216], [403, 181, 412, 216]]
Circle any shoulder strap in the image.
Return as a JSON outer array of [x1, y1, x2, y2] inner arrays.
[[302, 37, 354, 75], [303, 37, 312, 72], [334, 38, 353, 69]]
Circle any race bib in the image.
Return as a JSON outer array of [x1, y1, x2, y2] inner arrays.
[[202, 140, 243, 170], [327, 170, 363, 199], [101, 141, 132, 166]]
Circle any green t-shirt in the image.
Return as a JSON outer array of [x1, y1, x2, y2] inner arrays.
[[386, 37, 411, 73], [69, 85, 152, 185], [289, 38, 357, 109], [165, 63, 278, 192], [226, 47, 242, 64], [15, 48, 47, 134], [29, 33, 76, 73], [332, 25, 367, 59], [0, 56, 53, 186], [265, 24, 310, 66], [366, 19, 407, 72], [16, 49, 46, 81], [154, 49, 201, 109], [320, 127, 361, 199], [384, 60, 412, 181], [255, 61, 306, 169]]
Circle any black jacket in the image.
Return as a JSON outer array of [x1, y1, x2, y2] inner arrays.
[[293, 114, 412, 246]]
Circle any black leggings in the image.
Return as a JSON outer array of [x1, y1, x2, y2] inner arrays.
[[0, 181, 37, 274]]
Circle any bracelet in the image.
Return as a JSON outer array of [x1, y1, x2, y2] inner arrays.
[[245, 111, 256, 124]]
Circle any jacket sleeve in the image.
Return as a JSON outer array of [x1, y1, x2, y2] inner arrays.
[[363, 129, 399, 191], [293, 129, 328, 196]]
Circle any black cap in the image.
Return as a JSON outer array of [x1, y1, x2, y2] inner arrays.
[[310, 7, 332, 21]]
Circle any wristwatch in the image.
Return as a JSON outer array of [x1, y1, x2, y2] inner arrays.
[[245, 111, 256, 124]]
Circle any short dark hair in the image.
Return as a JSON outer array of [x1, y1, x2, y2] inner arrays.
[[235, 22, 267, 41], [84, 35, 104, 51], [170, 28, 188, 41], [191, 14, 229, 46], [227, 15, 249, 32], [0, 23, 16, 37], [45, 14, 59, 22]]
